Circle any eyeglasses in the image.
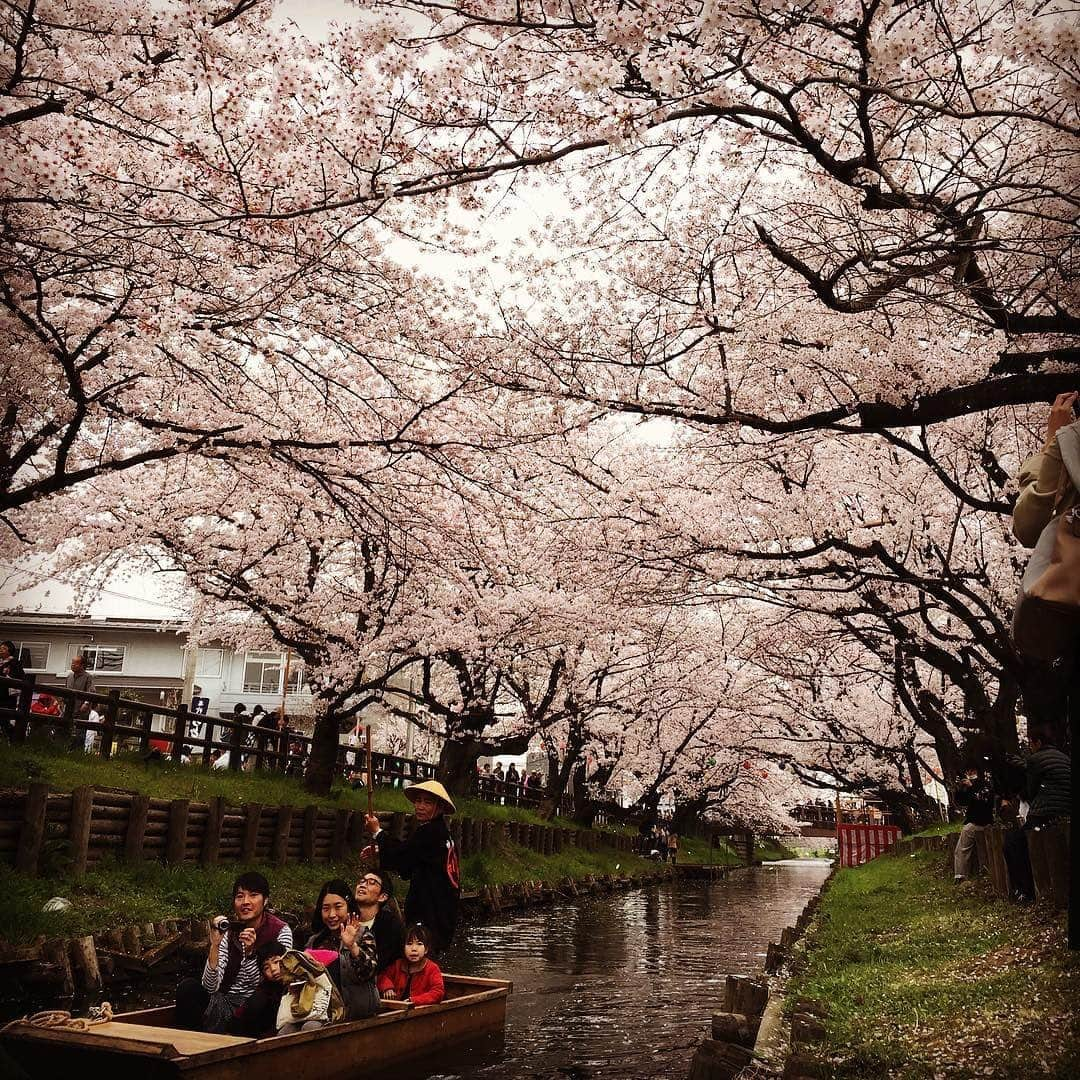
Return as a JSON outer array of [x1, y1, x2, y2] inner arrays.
[[358, 876, 383, 887]]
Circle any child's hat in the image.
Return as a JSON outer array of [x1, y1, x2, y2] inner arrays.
[[404, 780, 456, 814]]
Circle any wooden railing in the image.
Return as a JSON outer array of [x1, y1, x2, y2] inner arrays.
[[0, 675, 606, 823]]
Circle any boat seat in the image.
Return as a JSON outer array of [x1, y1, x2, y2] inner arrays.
[[92, 1022, 254, 1054]]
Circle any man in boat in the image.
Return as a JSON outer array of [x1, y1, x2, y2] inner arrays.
[[363, 780, 459, 956], [354, 867, 406, 974], [175, 871, 293, 1033]]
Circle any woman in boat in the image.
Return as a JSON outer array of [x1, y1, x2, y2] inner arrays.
[[363, 781, 460, 957], [176, 871, 293, 1033], [304, 878, 380, 1019]]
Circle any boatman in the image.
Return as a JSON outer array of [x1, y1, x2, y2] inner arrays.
[[364, 780, 459, 956]]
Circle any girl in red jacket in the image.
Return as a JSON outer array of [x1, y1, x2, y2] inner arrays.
[[377, 923, 445, 1006]]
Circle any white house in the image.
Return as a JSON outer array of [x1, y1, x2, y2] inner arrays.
[[0, 612, 314, 721], [0, 562, 429, 751]]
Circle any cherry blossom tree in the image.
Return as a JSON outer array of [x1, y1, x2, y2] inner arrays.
[[350, 0, 1078, 430]]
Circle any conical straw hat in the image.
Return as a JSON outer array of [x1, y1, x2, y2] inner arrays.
[[404, 780, 456, 814]]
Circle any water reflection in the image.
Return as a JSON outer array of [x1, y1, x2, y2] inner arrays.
[[398, 860, 831, 1080], [0, 861, 830, 1079]]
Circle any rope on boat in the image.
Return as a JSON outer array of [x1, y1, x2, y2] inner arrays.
[[1, 1001, 114, 1033]]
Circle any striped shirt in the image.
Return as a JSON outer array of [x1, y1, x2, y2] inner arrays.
[[202, 922, 293, 1001]]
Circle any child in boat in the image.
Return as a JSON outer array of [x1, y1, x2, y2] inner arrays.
[[259, 942, 345, 1035], [377, 923, 445, 1006]]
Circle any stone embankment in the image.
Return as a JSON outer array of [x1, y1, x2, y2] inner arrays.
[[685, 864, 837, 1080]]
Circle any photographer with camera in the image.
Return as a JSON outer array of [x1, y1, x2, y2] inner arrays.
[[953, 760, 994, 882], [175, 871, 293, 1033]]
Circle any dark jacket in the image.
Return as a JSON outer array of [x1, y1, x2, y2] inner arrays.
[[370, 904, 405, 975], [1026, 747, 1071, 821], [0, 654, 25, 710], [375, 816, 459, 953], [955, 775, 994, 827]]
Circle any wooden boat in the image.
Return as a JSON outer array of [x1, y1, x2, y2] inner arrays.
[[0, 974, 510, 1080]]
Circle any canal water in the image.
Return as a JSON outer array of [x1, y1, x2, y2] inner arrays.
[[400, 859, 831, 1079], [1, 860, 830, 1077]]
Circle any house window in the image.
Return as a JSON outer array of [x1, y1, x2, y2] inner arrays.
[[77, 645, 126, 672], [13, 642, 49, 671], [242, 652, 305, 695], [195, 648, 223, 678], [243, 652, 283, 695]]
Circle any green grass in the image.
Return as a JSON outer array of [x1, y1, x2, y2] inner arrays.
[[671, 834, 741, 866], [0, 740, 665, 944], [787, 850, 1080, 1079], [0, 857, 360, 945], [755, 836, 799, 861], [461, 839, 653, 889], [0, 835, 657, 945], [0, 738, 589, 825], [909, 819, 962, 838]]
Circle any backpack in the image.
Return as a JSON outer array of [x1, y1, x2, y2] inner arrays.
[[279, 949, 346, 1022], [1013, 421, 1080, 660]]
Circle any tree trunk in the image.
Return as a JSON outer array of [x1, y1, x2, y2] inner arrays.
[[573, 760, 618, 827], [437, 734, 492, 798], [571, 761, 590, 825], [670, 796, 707, 837], [538, 735, 584, 820], [304, 693, 342, 796]]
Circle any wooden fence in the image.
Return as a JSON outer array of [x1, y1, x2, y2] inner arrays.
[[0, 783, 636, 878], [0, 674, 597, 820], [889, 822, 1070, 910]]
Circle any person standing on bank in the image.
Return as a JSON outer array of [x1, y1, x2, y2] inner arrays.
[[1012, 390, 1080, 745], [0, 641, 25, 740], [953, 762, 994, 882], [64, 653, 95, 743], [363, 781, 460, 956], [1012, 390, 1079, 950]]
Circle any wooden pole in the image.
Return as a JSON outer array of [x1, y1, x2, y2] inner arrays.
[[835, 787, 843, 867], [125, 793, 150, 863], [69, 785, 94, 877], [280, 649, 291, 727], [16, 782, 49, 875], [365, 725, 374, 816]]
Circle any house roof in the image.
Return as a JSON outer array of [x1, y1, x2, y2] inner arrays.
[[0, 613, 186, 634]]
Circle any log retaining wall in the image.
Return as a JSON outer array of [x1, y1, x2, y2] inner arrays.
[[0, 783, 636, 877]]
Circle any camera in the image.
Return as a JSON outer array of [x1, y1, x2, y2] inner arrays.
[[213, 916, 231, 934]]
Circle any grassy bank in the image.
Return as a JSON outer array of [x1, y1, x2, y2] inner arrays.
[[0, 738, 581, 827], [787, 850, 1079, 1079], [674, 834, 798, 865], [0, 837, 655, 945], [0, 739, 661, 944]]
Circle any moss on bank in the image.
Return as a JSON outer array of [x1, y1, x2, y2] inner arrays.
[[0, 835, 657, 945], [787, 850, 1080, 1079]]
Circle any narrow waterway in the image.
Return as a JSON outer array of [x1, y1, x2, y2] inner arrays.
[[1, 860, 829, 1077], [399, 859, 831, 1080]]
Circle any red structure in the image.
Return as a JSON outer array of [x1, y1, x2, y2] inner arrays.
[[837, 823, 902, 867]]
